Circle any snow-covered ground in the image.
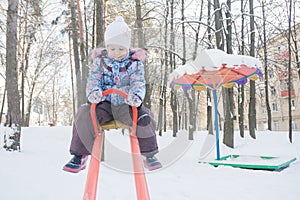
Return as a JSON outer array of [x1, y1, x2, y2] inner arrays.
[[0, 126, 299, 200]]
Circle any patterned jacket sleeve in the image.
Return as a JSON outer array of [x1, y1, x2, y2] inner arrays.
[[128, 60, 146, 101], [86, 57, 103, 99]]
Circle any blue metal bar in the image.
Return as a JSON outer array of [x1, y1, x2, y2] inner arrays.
[[213, 89, 220, 160]]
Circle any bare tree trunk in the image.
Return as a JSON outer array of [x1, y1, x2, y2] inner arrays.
[[181, 0, 187, 132], [22, 41, 33, 127], [135, 0, 144, 48], [214, 0, 224, 50], [68, 32, 76, 118], [157, 26, 165, 135], [0, 87, 6, 124], [248, 0, 256, 139], [169, 0, 179, 137], [4, 0, 21, 151], [157, 82, 164, 136], [223, 0, 234, 148], [184, 101, 188, 130], [207, 90, 213, 134], [92, 0, 96, 49], [238, 84, 245, 137], [163, 0, 170, 135], [20, 0, 38, 126], [83, 0, 89, 62], [135, 0, 153, 109], [262, 1, 272, 131], [20, 0, 28, 126], [70, 0, 83, 109], [288, 0, 292, 143], [207, 0, 213, 135], [238, 0, 245, 138], [179, 0, 198, 140], [52, 78, 56, 124], [95, 0, 104, 47], [194, 0, 204, 58], [186, 90, 196, 140], [171, 90, 179, 137], [77, 0, 87, 103], [213, 0, 224, 143], [24, 80, 35, 126], [94, 0, 105, 161], [288, 0, 300, 141], [24, 44, 46, 126], [181, 0, 186, 63], [292, 6, 300, 79]]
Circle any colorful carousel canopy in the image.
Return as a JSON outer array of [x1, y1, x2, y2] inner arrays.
[[169, 49, 263, 91], [168, 49, 263, 160]]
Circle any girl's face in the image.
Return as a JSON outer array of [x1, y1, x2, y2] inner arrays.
[[107, 44, 128, 61]]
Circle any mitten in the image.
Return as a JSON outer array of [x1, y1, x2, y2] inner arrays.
[[88, 90, 104, 104], [125, 93, 142, 107]]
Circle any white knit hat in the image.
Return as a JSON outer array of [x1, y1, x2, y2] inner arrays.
[[104, 16, 131, 50]]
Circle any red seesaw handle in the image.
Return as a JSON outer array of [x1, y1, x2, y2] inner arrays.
[[84, 88, 149, 200]]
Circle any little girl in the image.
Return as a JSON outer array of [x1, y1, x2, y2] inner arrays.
[[63, 16, 162, 173]]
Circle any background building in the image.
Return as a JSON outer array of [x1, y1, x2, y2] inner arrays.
[[256, 24, 300, 131]]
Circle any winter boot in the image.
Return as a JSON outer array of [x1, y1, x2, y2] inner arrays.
[[144, 156, 162, 171], [63, 155, 88, 173]]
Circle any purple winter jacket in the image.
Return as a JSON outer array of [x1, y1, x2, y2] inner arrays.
[[86, 50, 146, 106]]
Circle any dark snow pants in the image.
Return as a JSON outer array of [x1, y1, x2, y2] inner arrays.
[[69, 101, 158, 157]]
